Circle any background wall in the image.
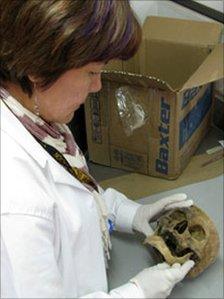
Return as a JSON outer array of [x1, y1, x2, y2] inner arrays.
[[130, 0, 158, 24], [130, 0, 224, 24], [194, 0, 224, 12]]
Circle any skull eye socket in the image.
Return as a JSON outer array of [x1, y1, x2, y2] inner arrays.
[[170, 211, 187, 221], [174, 220, 188, 234], [189, 225, 206, 241]]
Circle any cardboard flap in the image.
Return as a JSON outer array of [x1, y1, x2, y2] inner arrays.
[[141, 39, 210, 91], [180, 44, 224, 91], [143, 16, 223, 46], [102, 71, 171, 90]]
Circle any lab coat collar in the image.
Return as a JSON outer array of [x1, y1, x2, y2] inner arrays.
[[1, 100, 47, 168], [1, 101, 90, 193]]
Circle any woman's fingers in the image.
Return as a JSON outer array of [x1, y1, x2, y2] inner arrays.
[[156, 262, 170, 270], [158, 193, 187, 207], [164, 199, 194, 210], [166, 260, 195, 282]]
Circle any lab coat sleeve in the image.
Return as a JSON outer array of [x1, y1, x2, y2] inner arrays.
[[1, 236, 18, 298], [82, 282, 145, 298], [1, 214, 65, 298], [2, 214, 145, 299], [100, 187, 141, 234]]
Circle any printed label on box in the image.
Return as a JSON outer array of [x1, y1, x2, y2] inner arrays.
[[112, 148, 145, 170], [181, 86, 203, 109], [179, 85, 212, 149], [90, 93, 102, 144], [156, 96, 171, 175]]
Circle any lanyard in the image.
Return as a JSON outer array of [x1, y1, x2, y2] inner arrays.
[[33, 135, 99, 192]]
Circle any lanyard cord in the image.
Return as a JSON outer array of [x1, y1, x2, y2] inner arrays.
[[33, 135, 99, 192]]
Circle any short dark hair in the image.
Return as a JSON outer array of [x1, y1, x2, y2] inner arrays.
[[0, 0, 141, 96]]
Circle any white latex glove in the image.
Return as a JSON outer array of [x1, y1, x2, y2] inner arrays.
[[130, 260, 195, 298], [132, 193, 193, 236]]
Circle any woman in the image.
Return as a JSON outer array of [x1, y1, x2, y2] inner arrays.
[[0, 1, 194, 298]]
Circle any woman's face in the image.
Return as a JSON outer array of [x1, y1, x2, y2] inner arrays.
[[34, 62, 104, 124]]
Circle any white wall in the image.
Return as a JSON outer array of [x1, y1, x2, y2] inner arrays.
[[130, 0, 158, 24], [156, 1, 222, 22], [194, 1, 224, 13], [131, 0, 224, 23]]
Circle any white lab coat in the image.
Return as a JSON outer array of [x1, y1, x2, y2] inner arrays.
[[1, 236, 18, 298], [1, 101, 143, 298]]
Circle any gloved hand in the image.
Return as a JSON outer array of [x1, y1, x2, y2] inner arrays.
[[132, 193, 193, 236], [130, 260, 195, 298]]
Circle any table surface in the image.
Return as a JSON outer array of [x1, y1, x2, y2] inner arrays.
[[107, 175, 224, 298]]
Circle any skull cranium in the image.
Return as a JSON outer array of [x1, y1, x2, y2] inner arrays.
[[144, 205, 220, 278]]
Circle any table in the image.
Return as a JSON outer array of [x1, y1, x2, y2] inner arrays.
[[108, 175, 223, 298]]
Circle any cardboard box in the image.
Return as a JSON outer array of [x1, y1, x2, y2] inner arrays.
[[85, 16, 223, 179]]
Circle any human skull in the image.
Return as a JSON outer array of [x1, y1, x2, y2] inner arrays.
[[144, 205, 220, 278]]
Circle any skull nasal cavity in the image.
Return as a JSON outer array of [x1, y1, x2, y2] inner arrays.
[[174, 220, 188, 234]]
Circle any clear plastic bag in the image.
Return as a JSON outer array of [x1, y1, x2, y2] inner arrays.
[[115, 86, 148, 136]]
